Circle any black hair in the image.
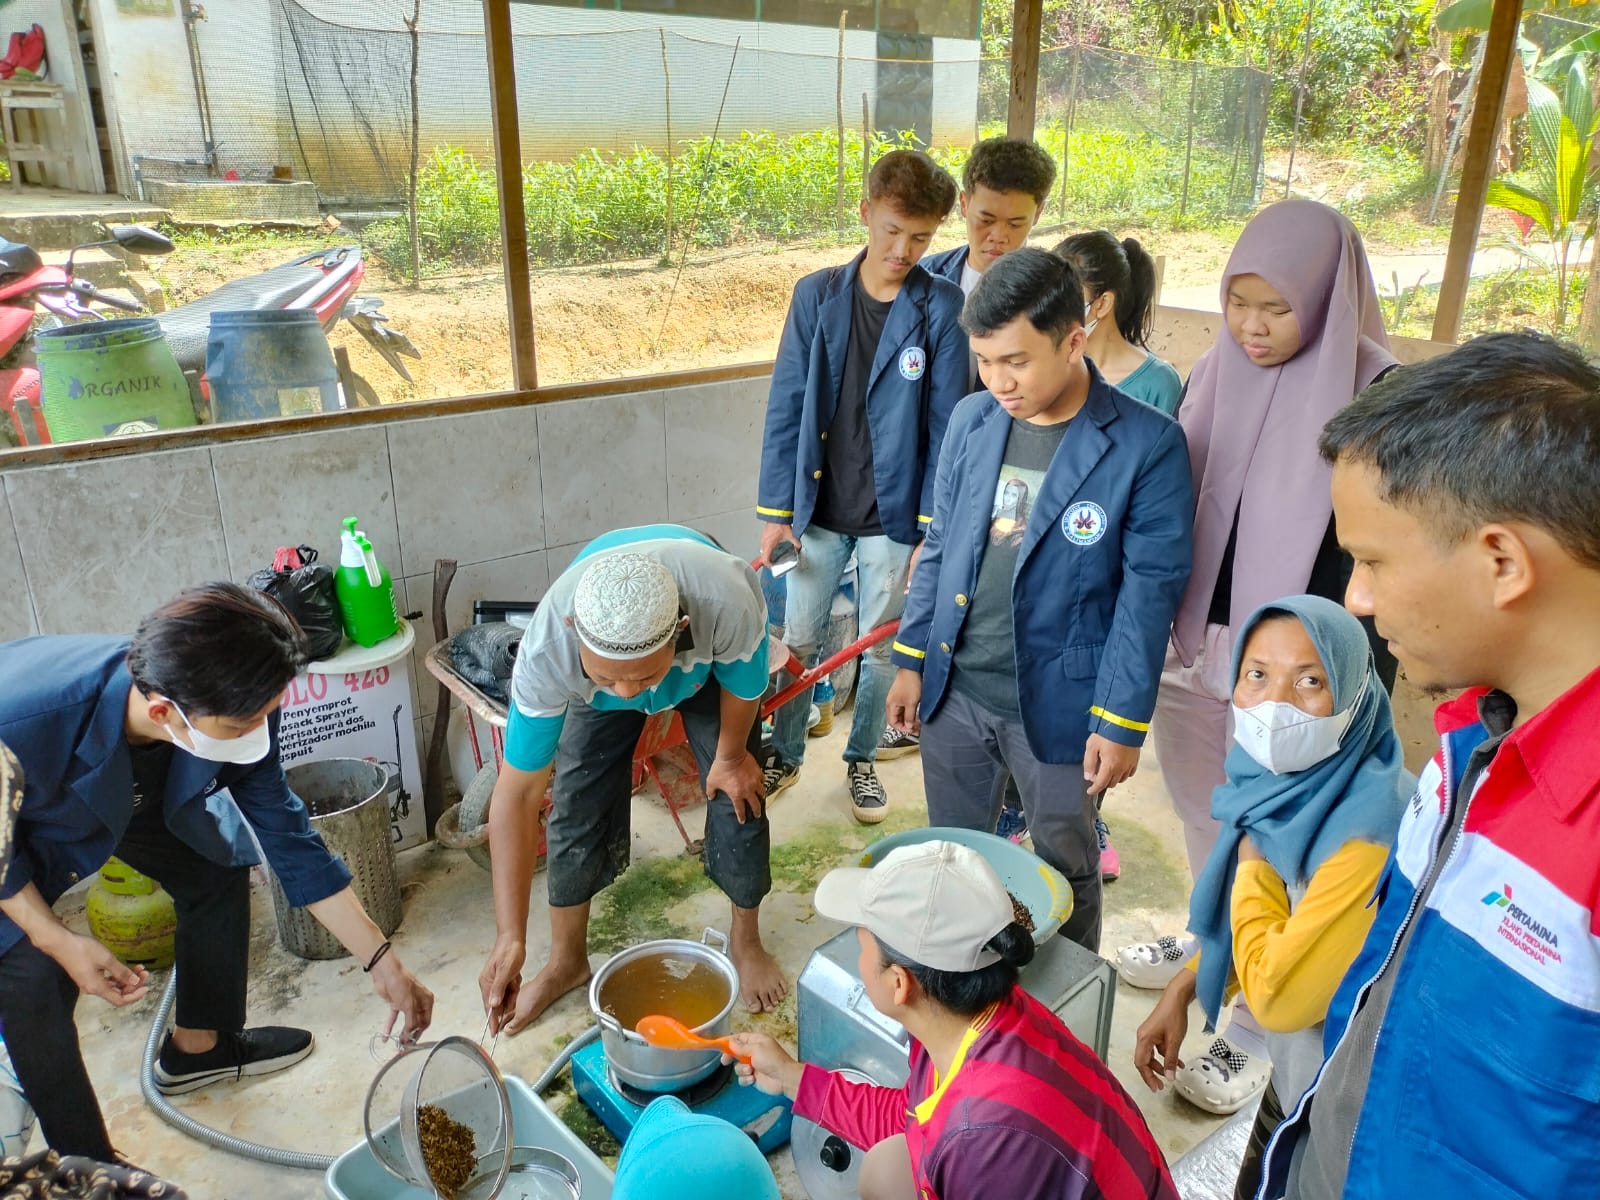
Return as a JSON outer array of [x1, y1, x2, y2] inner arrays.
[[1054, 230, 1159, 348], [127, 582, 309, 719], [962, 247, 1086, 346], [875, 923, 1036, 1017], [963, 138, 1057, 206], [868, 149, 958, 220], [1319, 332, 1600, 569]]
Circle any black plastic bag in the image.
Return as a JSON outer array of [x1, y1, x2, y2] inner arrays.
[[448, 622, 522, 703], [248, 546, 343, 660]]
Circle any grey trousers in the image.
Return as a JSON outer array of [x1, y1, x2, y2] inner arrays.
[[920, 687, 1102, 952]]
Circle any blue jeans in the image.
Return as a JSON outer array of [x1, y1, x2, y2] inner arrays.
[[771, 526, 912, 766]]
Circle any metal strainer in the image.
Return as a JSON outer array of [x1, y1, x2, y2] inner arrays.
[[364, 1036, 514, 1200]]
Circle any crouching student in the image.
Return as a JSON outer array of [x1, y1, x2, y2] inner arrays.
[[729, 841, 1178, 1200], [884, 249, 1193, 950], [1132, 596, 1409, 1195]]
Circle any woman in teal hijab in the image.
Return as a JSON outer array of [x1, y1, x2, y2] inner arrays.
[[1133, 595, 1411, 1199]]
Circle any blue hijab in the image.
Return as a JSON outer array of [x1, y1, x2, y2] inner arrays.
[[1189, 594, 1411, 1028]]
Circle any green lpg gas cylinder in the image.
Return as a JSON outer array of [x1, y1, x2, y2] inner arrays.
[[35, 318, 195, 443], [84, 857, 177, 970]]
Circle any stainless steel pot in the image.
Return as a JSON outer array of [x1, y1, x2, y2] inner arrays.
[[589, 927, 739, 1094]]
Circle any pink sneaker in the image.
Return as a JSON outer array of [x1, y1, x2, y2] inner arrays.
[[1096, 817, 1120, 882]]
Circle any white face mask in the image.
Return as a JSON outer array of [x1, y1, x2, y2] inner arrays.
[[1231, 676, 1366, 776], [1083, 316, 1099, 338], [160, 698, 272, 765]]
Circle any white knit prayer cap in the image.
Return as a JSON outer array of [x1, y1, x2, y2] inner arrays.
[[571, 552, 682, 660]]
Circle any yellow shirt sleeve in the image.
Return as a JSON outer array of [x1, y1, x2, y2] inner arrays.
[[1229, 840, 1390, 1034]]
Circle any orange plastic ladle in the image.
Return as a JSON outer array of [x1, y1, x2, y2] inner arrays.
[[635, 1014, 751, 1063]]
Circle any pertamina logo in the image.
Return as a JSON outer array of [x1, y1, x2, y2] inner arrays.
[[1482, 883, 1562, 964]]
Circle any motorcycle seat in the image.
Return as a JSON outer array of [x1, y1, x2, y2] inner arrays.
[[156, 262, 328, 370]]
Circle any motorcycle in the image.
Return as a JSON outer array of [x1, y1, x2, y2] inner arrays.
[[0, 224, 420, 447]]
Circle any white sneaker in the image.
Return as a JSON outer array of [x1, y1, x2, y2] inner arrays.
[[1174, 1036, 1270, 1114], [1116, 935, 1196, 990]]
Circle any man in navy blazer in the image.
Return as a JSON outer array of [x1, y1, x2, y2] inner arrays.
[[921, 136, 1056, 301], [757, 150, 966, 824], [886, 250, 1193, 950], [0, 583, 433, 1161]]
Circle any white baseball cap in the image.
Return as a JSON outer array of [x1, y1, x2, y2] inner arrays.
[[571, 551, 681, 660], [814, 840, 1014, 972]]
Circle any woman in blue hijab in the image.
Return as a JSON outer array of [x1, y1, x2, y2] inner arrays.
[[1132, 595, 1411, 1199]]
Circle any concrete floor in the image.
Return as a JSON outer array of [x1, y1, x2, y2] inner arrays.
[[63, 678, 1441, 1198], [54, 719, 1230, 1198]]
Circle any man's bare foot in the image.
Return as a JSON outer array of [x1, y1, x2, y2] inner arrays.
[[506, 955, 592, 1034], [731, 940, 788, 1012]]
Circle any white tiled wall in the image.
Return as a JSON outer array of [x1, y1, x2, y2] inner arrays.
[[0, 375, 773, 769]]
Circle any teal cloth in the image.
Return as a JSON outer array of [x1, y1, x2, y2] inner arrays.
[[1188, 594, 1411, 1028], [1112, 352, 1183, 415], [612, 1096, 781, 1200]]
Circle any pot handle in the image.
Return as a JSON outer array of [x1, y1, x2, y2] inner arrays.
[[596, 1010, 626, 1038], [700, 926, 731, 956]]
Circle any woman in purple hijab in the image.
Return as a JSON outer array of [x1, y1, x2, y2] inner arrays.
[[1115, 200, 1397, 1114]]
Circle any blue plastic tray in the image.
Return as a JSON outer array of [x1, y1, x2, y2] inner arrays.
[[324, 1074, 614, 1199], [859, 826, 1072, 943]]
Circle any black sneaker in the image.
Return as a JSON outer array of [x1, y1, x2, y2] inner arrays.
[[154, 1027, 314, 1095], [760, 748, 800, 802], [876, 727, 920, 759], [847, 762, 888, 824]]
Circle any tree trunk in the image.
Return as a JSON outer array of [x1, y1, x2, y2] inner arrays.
[[1577, 242, 1600, 349], [1424, 26, 1451, 177]]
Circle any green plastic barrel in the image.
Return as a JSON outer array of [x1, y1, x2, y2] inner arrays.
[[36, 318, 195, 443], [206, 309, 339, 423]]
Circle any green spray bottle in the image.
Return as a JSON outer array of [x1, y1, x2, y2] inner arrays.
[[334, 516, 400, 647]]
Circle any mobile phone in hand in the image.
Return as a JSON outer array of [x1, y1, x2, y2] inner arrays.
[[768, 540, 800, 578]]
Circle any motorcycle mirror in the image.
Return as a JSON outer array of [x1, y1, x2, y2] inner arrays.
[[108, 225, 175, 256]]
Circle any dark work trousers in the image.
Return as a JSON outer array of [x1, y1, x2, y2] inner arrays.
[[545, 679, 770, 910], [1233, 1077, 1284, 1200], [0, 806, 250, 1159], [919, 688, 1103, 952]]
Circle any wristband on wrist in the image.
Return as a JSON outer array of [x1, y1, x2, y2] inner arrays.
[[364, 940, 393, 972]]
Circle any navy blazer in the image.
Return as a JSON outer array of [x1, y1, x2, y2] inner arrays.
[[892, 368, 1194, 759], [0, 636, 351, 958], [920, 244, 970, 288], [758, 252, 967, 544]]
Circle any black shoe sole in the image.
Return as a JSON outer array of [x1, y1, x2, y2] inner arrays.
[[154, 1037, 315, 1095]]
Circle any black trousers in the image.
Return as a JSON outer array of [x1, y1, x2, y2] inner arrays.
[[544, 679, 770, 910], [1233, 1077, 1285, 1200], [0, 808, 250, 1159]]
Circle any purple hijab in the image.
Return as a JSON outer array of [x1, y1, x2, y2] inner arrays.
[[1172, 201, 1396, 664]]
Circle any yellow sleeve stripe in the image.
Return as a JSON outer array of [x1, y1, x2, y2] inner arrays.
[[1090, 706, 1151, 732], [892, 641, 926, 660], [756, 505, 794, 518], [917, 514, 933, 524]]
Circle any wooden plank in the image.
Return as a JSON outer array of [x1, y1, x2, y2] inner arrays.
[[1006, 0, 1043, 140], [1432, 0, 1524, 344], [482, 0, 538, 389]]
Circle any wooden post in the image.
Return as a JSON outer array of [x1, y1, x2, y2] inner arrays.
[[835, 10, 848, 230], [1006, 0, 1043, 140], [406, 0, 422, 290], [661, 30, 674, 264], [483, 0, 537, 390], [1432, 0, 1524, 345], [861, 93, 871, 199]]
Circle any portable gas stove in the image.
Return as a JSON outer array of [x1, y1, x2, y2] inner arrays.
[[568, 1033, 794, 1154]]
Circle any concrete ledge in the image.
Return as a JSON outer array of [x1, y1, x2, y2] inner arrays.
[[142, 178, 320, 224]]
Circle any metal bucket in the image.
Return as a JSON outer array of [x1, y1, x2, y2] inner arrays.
[[206, 308, 339, 422], [589, 929, 738, 1094], [271, 758, 402, 960]]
